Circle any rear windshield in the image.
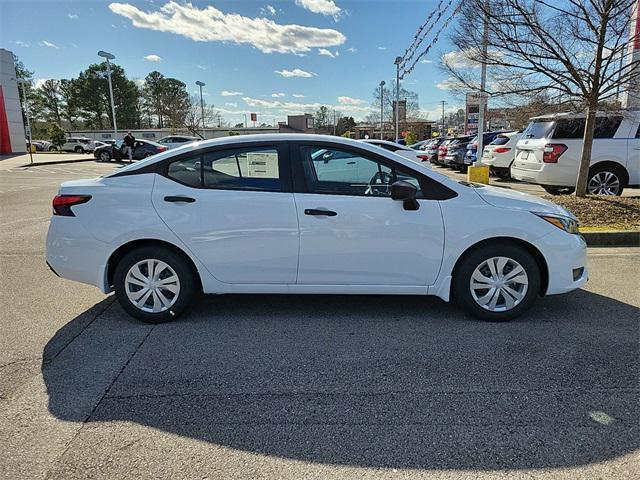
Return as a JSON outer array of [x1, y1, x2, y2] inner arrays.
[[490, 135, 510, 146], [523, 119, 555, 139]]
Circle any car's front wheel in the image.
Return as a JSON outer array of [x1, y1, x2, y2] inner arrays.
[[542, 185, 575, 195], [113, 246, 198, 323], [98, 151, 111, 162], [453, 243, 540, 321]]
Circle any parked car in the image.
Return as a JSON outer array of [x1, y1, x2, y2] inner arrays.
[[157, 135, 200, 149], [362, 139, 431, 163], [423, 137, 447, 164], [27, 139, 56, 151], [462, 131, 511, 169], [442, 135, 474, 168], [481, 131, 523, 179], [408, 139, 433, 150], [436, 138, 455, 165], [61, 137, 96, 153], [511, 112, 640, 195], [93, 139, 168, 162], [47, 134, 587, 324]]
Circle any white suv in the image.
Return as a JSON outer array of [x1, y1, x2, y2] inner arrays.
[[511, 112, 640, 195], [61, 137, 96, 154], [481, 131, 522, 179]]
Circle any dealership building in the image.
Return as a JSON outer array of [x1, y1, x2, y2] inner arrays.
[[0, 48, 26, 155]]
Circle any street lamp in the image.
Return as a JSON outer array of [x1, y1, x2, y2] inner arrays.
[[16, 78, 33, 165], [97, 50, 117, 138], [195, 81, 206, 139], [379, 80, 385, 140], [394, 56, 402, 142]]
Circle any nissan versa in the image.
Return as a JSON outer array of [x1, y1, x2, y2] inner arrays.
[[46, 134, 588, 323]]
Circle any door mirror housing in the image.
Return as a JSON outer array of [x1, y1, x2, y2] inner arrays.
[[391, 180, 420, 210]]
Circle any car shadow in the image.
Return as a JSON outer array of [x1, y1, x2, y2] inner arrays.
[[42, 289, 639, 470]]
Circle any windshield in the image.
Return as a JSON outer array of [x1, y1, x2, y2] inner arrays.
[[523, 119, 555, 139]]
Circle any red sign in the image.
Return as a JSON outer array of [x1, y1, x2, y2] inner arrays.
[[250, 113, 257, 122]]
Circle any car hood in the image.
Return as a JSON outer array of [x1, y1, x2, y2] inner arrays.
[[473, 184, 576, 218]]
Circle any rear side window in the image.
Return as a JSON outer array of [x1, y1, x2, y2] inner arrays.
[[594, 116, 623, 138], [168, 155, 201, 187], [523, 120, 555, 139], [203, 147, 281, 191], [553, 118, 585, 139], [490, 135, 510, 146]]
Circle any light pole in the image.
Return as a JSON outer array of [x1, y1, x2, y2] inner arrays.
[[195, 81, 206, 139], [17, 78, 33, 165], [440, 100, 447, 137], [243, 113, 248, 128], [97, 50, 117, 138], [379, 80, 385, 139], [476, 0, 489, 165], [394, 56, 402, 142]]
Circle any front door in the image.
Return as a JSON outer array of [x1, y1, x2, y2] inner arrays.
[[292, 144, 445, 286], [152, 144, 299, 284]]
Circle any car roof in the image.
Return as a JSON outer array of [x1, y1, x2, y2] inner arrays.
[[362, 139, 411, 150], [529, 110, 631, 121]]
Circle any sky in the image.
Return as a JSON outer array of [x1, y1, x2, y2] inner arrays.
[[0, 0, 467, 125]]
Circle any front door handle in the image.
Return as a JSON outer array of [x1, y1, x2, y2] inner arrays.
[[164, 195, 196, 203], [304, 208, 337, 216]]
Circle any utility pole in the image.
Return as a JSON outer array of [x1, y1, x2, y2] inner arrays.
[[17, 79, 33, 165], [476, 0, 489, 165], [97, 51, 117, 137], [440, 100, 447, 137], [394, 56, 402, 142], [379, 80, 385, 139], [195, 81, 206, 138], [333, 109, 336, 135]]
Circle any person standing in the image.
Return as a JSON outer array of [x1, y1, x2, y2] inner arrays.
[[123, 131, 135, 162]]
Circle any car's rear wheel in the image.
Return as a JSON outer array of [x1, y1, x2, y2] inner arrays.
[[113, 246, 198, 323], [542, 185, 576, 195], [99, 151, 111, 162], [453, 243, 540, 321], [48, 145, 57, 152], [587, 165, 625, 196]]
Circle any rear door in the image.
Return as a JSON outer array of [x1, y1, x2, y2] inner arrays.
[[152, 143, 299, 284]]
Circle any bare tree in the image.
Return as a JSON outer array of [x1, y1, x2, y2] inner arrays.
[[443, 0, 640, 196], [368, 82, 422, 129], [183, 95, 220, 137]]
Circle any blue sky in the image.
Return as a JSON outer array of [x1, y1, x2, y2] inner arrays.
[[1, 0, 464, 125]]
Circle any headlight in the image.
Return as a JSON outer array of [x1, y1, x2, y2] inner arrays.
[[533, 212, 580, 234]]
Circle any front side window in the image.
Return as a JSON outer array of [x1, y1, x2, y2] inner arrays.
[[300, 146, 421, 197], [203, 147, 281, 191]]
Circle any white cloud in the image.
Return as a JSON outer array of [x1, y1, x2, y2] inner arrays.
[[318, 48, 339, 58], [347, 47, 357, 53], [40, 40, 59, 49], [295, 0, 341, 16], [221, 90, 243, 96], [15, 40, 30, 47], [109, 1, 346, 55], [260, 4, 277, 16], [435, 77, 463, 91], [420, 59, 433, 64], [133, 78, 146, 87], [196, 64, 206, 70], [275, 68, 316, 78], [144, 54, 162, 62], [34, 78, 49, 89], [225, 102, 238, 107], [271, 92, 286, 97], [68, 13, 79, 20], [377, 46, 387, 51], [292, 93, 305, 98], [442, 49, 502, 68], [337, 96, 364, 106], [111, 24, 118, 28]]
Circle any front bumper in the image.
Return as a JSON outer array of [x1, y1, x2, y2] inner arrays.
[[533, 228, 588, 295]]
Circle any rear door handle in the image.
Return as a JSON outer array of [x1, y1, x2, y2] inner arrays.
[[164, 195, 196, 203], [304, 208, 337, 216]]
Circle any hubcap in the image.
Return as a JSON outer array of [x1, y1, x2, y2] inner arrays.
[[588, 171, 620, 195], [125, 259, 180, 313], [470, 256, 529, 312], [100, 152, 109, 161]]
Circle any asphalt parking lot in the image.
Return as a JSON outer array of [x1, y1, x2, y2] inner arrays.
[[0, 155, 638, 479]]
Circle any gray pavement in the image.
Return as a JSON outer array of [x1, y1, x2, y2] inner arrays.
[[0, 156, 638, 479]]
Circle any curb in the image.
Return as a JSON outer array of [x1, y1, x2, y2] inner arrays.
[[19, 158, 97, 168], [581, 230, 640, 247]]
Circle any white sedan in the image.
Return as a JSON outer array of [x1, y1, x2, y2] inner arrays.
[[362, 139, 431, 164], [157, 135, 200, 149], [46, 134, 587, 323]]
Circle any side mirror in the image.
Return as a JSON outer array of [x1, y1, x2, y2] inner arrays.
[[322, 151, 333, 163], [391, 180, 420, 211]]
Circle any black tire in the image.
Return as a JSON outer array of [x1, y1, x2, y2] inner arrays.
[[113, 246, 198, 323], [98, 150, 111, 162], [493, 168, 511, 179], [453, 242, 541, 322], [48, 145, 57, 152], [542, 185, 575, 195], [587, 164, 625, 196], [74, 146, 84, 153]]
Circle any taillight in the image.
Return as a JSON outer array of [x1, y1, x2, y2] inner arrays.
[[157, 146, 168, 152], [416, 154, 430, 161], [494, 147, 511, 154], [542, 144, 567, 163], [52, 194, 91, 216]]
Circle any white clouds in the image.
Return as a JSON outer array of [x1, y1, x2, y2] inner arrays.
[[442, 49, 502, 68], [435, 77, 463, 91], [420, 59, 433, 64], [271, 92, 286, 97], [295, 0, 341, 16], [68, 13, 79, 20], [109, 1, 346, 55], [377, 46, 387, 51], [34, 78, 49, 89], [347, 47, 357, 53], [133, 78, 146, 88], [260, 4, 276, 16], [221, 90, 243, 96], [275, 68, 316, 78], [318, 48, 339, 58], [196, 64, 207, 70], [15, 40, 30, 47], [225, 102, 238, 107], [40, 40, 59, 49], [337, 96, 364, 106], [292, 93, 305, 98], [144, 54, 162, 62]]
